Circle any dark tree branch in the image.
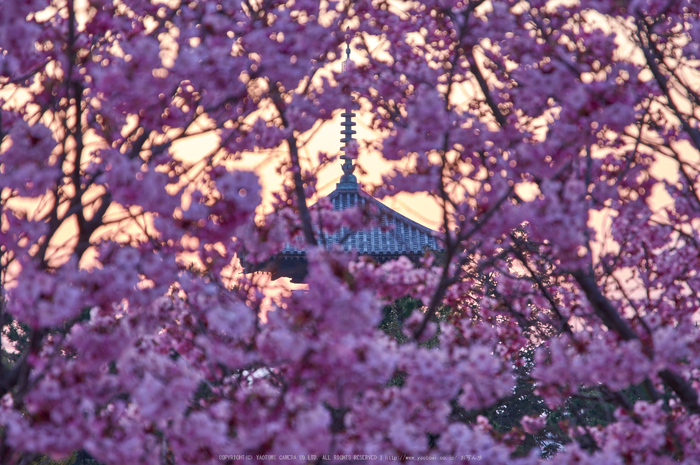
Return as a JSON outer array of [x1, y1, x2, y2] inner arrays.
[[467, 48, 507, 127], [571, 271, 638, 342], [637, 19, 700, 153], [287, 135, 317, 246], [573, 270, 698, 414]]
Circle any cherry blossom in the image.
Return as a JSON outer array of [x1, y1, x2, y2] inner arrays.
[[2, 0, 700, 464]]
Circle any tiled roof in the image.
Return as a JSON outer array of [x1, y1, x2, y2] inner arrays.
[[256, 49, 441, 278], [280, 183, 441, 258]]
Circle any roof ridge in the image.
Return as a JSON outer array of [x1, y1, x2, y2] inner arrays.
[[322, 186, 440, 237]]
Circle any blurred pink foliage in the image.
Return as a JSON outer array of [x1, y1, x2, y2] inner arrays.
[[2, 0, 700, 464]]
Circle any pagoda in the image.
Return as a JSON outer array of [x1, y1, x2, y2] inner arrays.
[[248, 41, 441, 282]]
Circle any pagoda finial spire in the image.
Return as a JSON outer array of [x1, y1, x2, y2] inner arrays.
[[338, 31, 357, 189]]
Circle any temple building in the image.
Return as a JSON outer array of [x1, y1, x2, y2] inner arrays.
[[247, 42, 441, 282]]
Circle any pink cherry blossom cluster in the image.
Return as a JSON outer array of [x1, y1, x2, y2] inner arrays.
[[2, 0, 700, 463]]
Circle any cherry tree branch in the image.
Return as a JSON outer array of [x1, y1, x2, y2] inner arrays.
[[573, 270, 699, 414], [637, 19, 700, 153]]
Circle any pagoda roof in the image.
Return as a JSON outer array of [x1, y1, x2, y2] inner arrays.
[[246, 39, 441, 281], [248, 179, 442, 282], [280, 183, 441, 257]]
